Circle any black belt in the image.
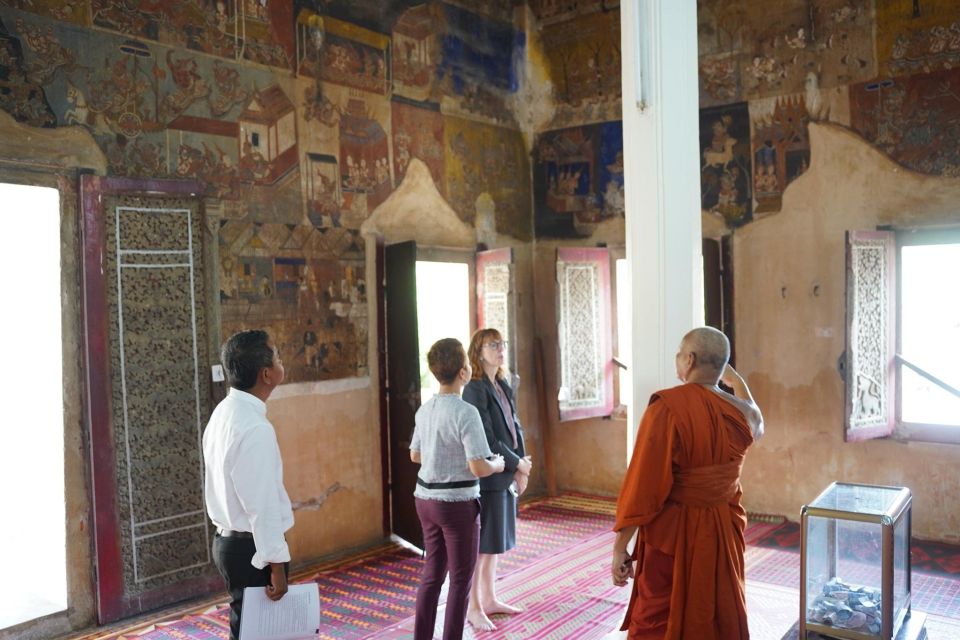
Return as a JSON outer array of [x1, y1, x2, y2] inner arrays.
[[417, 478, 479, 490], [218, 529, 253, 539]]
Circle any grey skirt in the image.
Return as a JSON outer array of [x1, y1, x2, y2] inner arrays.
[[478, 488, 517, 554]]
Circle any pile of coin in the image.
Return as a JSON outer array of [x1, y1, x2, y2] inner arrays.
[[807, 577, 882, 635]]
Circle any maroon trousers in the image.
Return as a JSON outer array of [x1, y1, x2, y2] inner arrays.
[[413, 497, 481, 640]]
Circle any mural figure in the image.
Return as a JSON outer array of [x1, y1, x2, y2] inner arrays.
[[534, 121, 623, 238], [306, 153, 342, 228], [700, 103, 752, 227], [392, 3, 440, 101], [851, 68, 960, 176], [0, 18, 59, 127]]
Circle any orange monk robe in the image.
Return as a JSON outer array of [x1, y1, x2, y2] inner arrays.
[[614, 383, 755, 640]]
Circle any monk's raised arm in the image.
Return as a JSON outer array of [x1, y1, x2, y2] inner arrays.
[[720, 364, 764, 440]]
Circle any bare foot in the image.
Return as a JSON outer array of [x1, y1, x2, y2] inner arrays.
[[483, 600, 525, 615], [467, 608, 497, 631]]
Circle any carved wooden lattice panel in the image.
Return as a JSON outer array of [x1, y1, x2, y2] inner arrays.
[[477, 248, 515, 373], [845, 230, 895, 441], [556, 247, 613, 421], [103, 193, 214, 595]]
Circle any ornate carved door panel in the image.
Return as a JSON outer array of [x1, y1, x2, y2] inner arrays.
[[81, 176, 220, 622]]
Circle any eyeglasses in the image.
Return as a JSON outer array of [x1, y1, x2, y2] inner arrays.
[[484, 341, 508, 351]]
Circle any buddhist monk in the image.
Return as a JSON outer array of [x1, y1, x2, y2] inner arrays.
[[611, 327, 764, 640]]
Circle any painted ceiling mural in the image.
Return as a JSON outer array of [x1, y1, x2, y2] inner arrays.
[[0, 0, 528, 382]]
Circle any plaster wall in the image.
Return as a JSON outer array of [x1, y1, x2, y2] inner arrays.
[[268, 381, 382, 560], [735, 123, 960, 541]]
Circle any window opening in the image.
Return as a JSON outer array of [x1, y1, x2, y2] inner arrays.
[[898, 241, 960, 427], [0, 182, 67, 630], [415, 261, 470, 403]]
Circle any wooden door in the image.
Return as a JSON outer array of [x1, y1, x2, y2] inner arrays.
[[81, 176, 220, 622], [383, 240, 423, 548], [703, 236, 735, 362], [703, 238, 723, 331]]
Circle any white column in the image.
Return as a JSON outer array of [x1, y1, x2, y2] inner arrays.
[[621, 1, 703, 448]]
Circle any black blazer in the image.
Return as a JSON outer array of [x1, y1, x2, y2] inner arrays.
[[462, 376, 526, 492]]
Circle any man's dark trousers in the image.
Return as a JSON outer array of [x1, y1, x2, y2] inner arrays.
[[212, 534, 289, 640]]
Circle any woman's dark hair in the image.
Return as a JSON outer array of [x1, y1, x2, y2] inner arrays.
[[221, 329, 275, 390], [427, 338, 467, 385], [467, 328, 505, 381]]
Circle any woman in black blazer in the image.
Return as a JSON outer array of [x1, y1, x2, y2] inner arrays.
[[462, 328, 532, 632]]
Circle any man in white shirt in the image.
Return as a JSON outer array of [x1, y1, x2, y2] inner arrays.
[[203, 329, 294, 640]]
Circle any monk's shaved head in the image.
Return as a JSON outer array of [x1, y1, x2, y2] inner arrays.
[[681, 327, 730, 373]]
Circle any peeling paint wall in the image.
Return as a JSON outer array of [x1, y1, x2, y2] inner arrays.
[[736, 123, 960, 541], [268, 382, 382, 558]]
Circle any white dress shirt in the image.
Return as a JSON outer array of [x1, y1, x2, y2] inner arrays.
[[203, 388, 294, 569]]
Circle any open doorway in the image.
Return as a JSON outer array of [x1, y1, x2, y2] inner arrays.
[[0, 182, 67, 630], [415, 260, 472, 403], [382, 242, 475, 549]]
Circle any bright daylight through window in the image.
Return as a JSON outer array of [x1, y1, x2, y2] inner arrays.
[[899, 241, 960, 427], [0, 182, 67, 630], [416, 260, 470, 403]]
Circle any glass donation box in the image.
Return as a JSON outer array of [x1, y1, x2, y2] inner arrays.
[[800, 482, 914, 640]]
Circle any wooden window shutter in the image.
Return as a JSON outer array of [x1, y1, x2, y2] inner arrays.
[[844, 230, 896, 441], [556, 247, 613, 421], [476, 247, 516, 373]]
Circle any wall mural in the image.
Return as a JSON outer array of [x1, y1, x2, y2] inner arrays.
[[436, 3, 520, 125], [750, 95, 811, 215], [697, 0, 875, 107], [0, 1, 534, 239], [850, 67, 960, 177], [339, 96, 392, 211], [391, 97, 444, 191], [529, 0, 616, 26], [91, 0, 293, 68], [538, 7, 621, 126], [0, 16, 57, 126], [700, 102, 752, 228], [219, 222, 367, 383], [877, 0, 960, 77], [311, 17, 390, 96], [392, 3, 441, 102], [295, 0, 422, 35], [533, 121, 624, 238], [445, 115, 531, 240], [12, 0, 960, 246], [3, 7, 304, 220]]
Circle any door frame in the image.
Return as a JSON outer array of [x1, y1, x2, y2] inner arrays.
[[377, 243, 477, 546]]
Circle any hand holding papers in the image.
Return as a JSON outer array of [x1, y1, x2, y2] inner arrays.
[[239, 583, 320, 640]]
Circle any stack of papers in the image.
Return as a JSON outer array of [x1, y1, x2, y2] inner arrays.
[[239, 583, 320, 640]]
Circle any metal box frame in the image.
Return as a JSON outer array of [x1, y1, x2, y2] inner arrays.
[[800, 482, 912, 640]]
